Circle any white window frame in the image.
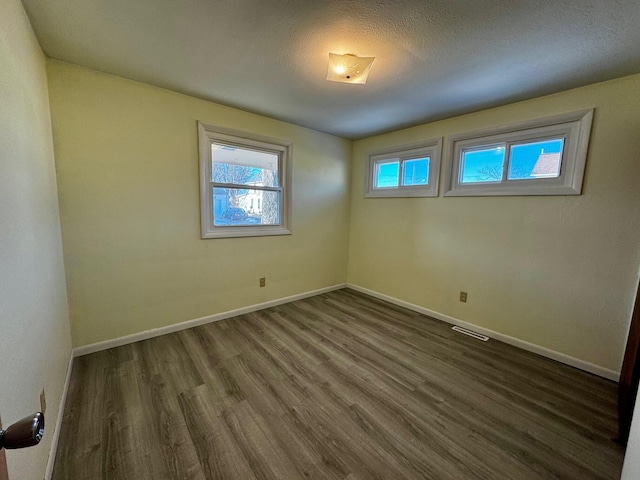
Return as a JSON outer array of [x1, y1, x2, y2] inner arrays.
[[444, 109, 594, 196], [198, 122, 292, 239], [364, 138, 442, 198]]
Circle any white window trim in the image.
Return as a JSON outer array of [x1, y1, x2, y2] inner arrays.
[[198, 122, 292, 239], [443, 109, 594, 196], [364, 138, 443, 198]]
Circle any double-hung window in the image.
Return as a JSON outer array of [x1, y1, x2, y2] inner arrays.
[[198, 122, 292, 238], [365, 138, 442, 198], [444, 109, 593, 196]]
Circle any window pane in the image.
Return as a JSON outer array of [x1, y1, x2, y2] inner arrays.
[[460, 145, 506, 183], [508, 138, 564, 180], [211, 144, 279, 187], [213, 188, 280, 226], [402, 157, 430, 186], [374, 160, 399, 188]]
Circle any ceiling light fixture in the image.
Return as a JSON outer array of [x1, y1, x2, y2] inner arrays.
[[326, 53, 375, 85]]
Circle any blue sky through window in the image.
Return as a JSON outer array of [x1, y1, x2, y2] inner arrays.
[[460, 145, 506, 183], [375, 158, 431, 188], [402, 157, 430, 186], [375, 161, 400, 188], [460, 138, 564, 183]]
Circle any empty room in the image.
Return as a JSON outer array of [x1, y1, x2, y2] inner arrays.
[[2, 0, 640, 479]]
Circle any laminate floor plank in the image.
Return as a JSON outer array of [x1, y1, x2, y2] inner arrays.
[[117, 360, 172, 480], [223, 316, 292, 381], [397, 329, 617, 435], [315, 352, 540, 479], [288, 303, 426, 390], [285, 401, 419, 480], [178, 384, 259, 480], [131, 341, 207, 480], [423, 352, 616, 444], [134, 334, 205, 395], [100, 365, 138, 479], [301, 297, 456, 381], [221, 400, 306, 480], [266, 405, 350, 480], [221, 354, 293, 418], [53, 353, 112, 480], [53, 288, 624, 479], [257, 309, 333, 367], [334, 290, 616, 402]]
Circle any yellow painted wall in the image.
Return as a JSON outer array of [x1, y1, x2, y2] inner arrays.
[[348, 74, 640, 373], [0, 1, 72, 478], [47, 60, 351, 347], [44, 50, 640, 374]]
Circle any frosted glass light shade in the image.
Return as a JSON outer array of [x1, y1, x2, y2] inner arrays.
[[326, 53, 375, 84]]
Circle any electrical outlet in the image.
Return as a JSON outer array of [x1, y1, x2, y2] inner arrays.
[[40, 388, 47, 414], [459, 291, 468, 303], [259, 277, 266, 287]]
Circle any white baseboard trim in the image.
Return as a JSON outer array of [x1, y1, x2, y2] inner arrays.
[[71, 281, 620, 381], [44, 352, 74, 480], [347, 283, 620, 382], [73, 283, 347, 357]]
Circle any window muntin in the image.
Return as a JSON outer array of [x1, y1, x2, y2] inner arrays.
[[373, 157, 431, 189], [444, 109, 593, 196], [198, 123, 292, 238], [210, 143, 280, 227], [365, 139, 442, 198], [459, 138, 565, 184]]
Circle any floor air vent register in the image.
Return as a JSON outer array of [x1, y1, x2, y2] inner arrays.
[[451, 326, 489, 342]]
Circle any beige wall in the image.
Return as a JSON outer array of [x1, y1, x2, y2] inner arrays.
[[45, 58, 640, 373], [348, 74, 640, 373], [47, 60, 352, 347], [0, 1, 72, 479]]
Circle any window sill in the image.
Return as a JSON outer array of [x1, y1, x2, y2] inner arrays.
[[201, 225, 291, 239]]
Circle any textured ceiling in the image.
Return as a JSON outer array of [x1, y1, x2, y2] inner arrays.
[[21, 0, 640, 139]]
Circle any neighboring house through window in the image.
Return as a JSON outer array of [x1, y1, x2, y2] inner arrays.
[[444, 109, 594, 196], [198, 122, 292, 238]]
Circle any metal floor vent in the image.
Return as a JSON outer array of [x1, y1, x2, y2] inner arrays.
[[452, 326, 489, 341]]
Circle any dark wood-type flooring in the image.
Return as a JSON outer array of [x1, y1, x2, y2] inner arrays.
[[53, 288, 625, 479]]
